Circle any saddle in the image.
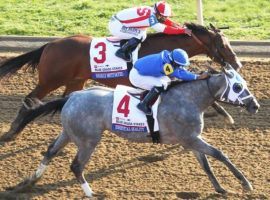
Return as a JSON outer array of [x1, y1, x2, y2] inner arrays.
[[90, 37, 139, 79]]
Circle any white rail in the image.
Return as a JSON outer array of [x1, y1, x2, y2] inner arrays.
[[0, 36, 270, 57]]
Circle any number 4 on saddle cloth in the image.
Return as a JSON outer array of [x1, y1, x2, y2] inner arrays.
[[112, 85, 161, 143], [90, 37, 139, 79]]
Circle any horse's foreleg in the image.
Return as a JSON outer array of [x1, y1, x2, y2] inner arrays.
[[7, 132, 70, 192], [212, 102, 234, 124], [193, 150, 226, 194], [71, 142, 98, 197], [190, 138, 253, 192]]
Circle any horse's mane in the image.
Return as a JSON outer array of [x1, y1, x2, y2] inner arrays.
[[184, 22, 209, 35], [147, 23, 210, 40]]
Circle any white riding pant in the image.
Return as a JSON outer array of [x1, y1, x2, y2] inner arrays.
[[129, 68, 171, 90], [108, 16, 147, 41]]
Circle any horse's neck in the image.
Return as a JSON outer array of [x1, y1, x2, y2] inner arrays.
[[139, 34, 205, 58], [164, 80, 216, 112]]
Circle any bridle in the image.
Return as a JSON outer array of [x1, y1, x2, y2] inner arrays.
[[212, 34, 237, 65], [206, 74, 241, 107], [191, 30, 236, 67], [206, 73, 253, 107]]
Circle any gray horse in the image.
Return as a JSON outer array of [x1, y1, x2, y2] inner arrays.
[[10, 64, 259, 197]]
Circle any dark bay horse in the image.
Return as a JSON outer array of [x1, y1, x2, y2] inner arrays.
[[8, 64, 259, 197], [0, 23, 241, 141]]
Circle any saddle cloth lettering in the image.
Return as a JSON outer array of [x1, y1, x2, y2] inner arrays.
[[112, 85, 159, 132], [90, 38, 139, 79]]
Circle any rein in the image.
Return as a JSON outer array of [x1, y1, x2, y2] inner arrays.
[[191, 31, 226, 66], [191, 33, 210, 52]]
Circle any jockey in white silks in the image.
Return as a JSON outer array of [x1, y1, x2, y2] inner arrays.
[[129, 49, 209, 115], [108, 1, 192, 62]]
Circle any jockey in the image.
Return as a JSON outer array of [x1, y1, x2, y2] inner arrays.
[[108, 1, 192, 62], [129, 48, 209, 115]]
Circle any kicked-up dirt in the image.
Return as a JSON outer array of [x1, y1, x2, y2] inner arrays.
[[0, 56, 269, 199]]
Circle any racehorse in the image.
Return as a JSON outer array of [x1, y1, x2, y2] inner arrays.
[[8, 64, 259, 197], [0, 23, 241, 141]]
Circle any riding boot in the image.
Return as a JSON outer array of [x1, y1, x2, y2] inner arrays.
[[115, 37, 141, 62], [137, 87, 162, 115]]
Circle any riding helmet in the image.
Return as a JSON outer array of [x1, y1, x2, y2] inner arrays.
[[169, 49, 190, 67]]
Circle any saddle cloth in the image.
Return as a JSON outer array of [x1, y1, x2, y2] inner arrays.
[[89, 38, 139, 79], [112, 85, 160, 132]]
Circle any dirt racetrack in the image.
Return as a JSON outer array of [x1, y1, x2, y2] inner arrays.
[[0, 56, 269, 200]]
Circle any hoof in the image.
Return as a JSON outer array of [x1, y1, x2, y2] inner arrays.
[[225, 115, 234, 124], [242, 181, 253, 191], [216, 187, 227, 194]]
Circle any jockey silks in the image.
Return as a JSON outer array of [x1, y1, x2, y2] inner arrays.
[[113, 6, 186, 34], [134, 50, 198, 81]]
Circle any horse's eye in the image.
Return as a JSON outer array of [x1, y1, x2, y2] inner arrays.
[[233, 83, 243, 93]]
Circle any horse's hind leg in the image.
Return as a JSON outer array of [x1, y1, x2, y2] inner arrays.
[[190, 138, 252, 192], [71, 141, 99, 197], [193, 150, 226, 194], [8, 132, 70, 192]]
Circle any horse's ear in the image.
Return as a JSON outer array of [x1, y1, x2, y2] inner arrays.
[[222, 66, 231, 78], [209, 23, 215, 30], [209, 23, 220, 33]]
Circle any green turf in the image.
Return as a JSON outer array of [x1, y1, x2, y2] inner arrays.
[[0, 0, 269, 40]]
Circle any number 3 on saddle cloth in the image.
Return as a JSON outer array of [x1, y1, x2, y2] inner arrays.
[[112, 85, 161, 143], [90, 37, 139, 79]]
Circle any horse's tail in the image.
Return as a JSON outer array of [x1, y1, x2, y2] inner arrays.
[[16, 96, 69, 133], [0, 44, 47, 79]]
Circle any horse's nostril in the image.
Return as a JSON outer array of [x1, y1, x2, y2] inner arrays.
[[247, 100, 260, 111]]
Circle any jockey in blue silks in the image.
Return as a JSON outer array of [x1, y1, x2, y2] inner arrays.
[[129, 48, 209, 115]]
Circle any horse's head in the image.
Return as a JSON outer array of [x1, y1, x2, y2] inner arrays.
[[209, 63, 259, 114], [185, 23, 242, 71]]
